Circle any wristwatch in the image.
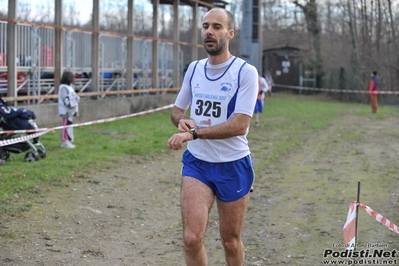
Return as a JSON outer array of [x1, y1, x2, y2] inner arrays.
[[189, 127, 198, 140]]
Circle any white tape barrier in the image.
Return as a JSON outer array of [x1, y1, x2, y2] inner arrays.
[[0, 104, 174, 147], [274, 84, 399, 95]]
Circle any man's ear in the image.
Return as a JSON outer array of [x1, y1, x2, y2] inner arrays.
[[228, 29, 234, 40]]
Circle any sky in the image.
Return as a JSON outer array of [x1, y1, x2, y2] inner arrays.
[[0, 0, 92, 22], [0, 0, 154, 24], [22, 0, 98, 23]]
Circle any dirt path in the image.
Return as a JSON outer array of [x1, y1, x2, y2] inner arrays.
[[1, 107, 399, 266]]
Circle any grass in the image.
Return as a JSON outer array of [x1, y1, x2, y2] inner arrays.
[[0, 93, 397, 217], [248, 94, 397, 167], [0, 110, 178, 216]]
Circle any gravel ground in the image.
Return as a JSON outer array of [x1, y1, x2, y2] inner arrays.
[[1, 98, 399, 266]]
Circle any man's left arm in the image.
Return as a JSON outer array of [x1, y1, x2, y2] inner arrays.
[[196, 113, 251, 139], [167, 113, 251, 150], [167, 63, 258, 150], [196, 64, 258, 139]]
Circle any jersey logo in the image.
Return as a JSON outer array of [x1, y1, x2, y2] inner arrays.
[[200, 118, 212, 127], [220, 82, 232, 93], [220, 85, 230, 92]]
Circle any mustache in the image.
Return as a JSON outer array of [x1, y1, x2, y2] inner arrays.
[[203, 36, 217, 42]]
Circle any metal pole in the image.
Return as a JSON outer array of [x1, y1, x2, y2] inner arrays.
[[7, 0, 17, 105], [354, 180, 361, 250], [126, 0, 135, 93], [54, 0, 63, 95]]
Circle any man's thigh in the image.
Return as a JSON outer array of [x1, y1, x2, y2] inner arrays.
[[217, 194, 250, 239], [181, 176, 215, 236]]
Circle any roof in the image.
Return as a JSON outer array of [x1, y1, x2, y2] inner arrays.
[[263, 46, 301, 53], [157, 0, 228, 8], [263, 45, 304, 57]]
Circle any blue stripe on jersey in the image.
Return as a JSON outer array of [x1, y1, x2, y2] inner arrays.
[[226, 61, 248, 119], [189, 60, 201, 90], [189, 60, 201, 104], [204, 57, 238, 81]]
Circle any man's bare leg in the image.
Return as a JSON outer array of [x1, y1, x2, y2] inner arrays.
[[181, 176, 214, 266], [217, 194, 250, 266]]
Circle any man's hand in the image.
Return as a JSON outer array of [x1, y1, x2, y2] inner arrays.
[[178, 118, 195, 133], [167, 132, 193, 150]]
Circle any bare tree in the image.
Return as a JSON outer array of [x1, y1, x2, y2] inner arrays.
[[63, 2, 83, 27], [100, 1, 127, 33], [133, 1, 152, 36], [5, 0, 399, 95], [159, 5, 172, 39], [229, 0, 242, 55], [293, 0, 324, 87], [35, 0, 54, 23], [375, 0, 381, 53], [386, 0, 399, 85], [16, 3, 32, 21]]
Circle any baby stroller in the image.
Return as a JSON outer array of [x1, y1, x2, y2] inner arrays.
[[0, 98, 46, 162]]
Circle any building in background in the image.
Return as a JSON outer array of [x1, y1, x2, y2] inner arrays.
[[240, 0, 262, 73]]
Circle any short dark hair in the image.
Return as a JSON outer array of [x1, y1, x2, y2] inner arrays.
[[60, 71, 75, 85], [372, 71, 377, 75], [224, 9, 235, 30], [207, 8, 235, 30]]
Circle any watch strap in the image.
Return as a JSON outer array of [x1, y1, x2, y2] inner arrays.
[[189, 127, 198, 140]]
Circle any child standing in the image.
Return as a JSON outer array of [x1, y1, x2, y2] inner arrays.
[[58, 71, 80, 148]]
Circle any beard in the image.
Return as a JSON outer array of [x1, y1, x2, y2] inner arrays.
[[203, 36, 227, 56]]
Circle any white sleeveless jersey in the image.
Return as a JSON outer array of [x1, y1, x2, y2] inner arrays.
[[175, 56, 258, 163]]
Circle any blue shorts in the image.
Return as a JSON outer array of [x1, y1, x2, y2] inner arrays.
[[254, 99, 263, 114], [181, 150, 255, 202]]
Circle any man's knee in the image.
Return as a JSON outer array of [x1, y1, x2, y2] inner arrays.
[[183, 231, 203, 251], [222, 237, 242, 253]]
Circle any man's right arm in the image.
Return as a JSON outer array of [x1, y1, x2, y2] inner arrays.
[[171, 62, 195, 130], [171, 106, 187, 127], [170, 106, 195, 133]]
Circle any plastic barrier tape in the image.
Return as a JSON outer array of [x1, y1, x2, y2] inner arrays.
[[273, 84, 399, 95], [0, 104, 174, 147]]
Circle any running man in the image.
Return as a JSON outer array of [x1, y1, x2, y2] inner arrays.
[[167, 7, 258, 265]]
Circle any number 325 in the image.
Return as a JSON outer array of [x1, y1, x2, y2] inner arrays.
[[194, 99, 221, 118]]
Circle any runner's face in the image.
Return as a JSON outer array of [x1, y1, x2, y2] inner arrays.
[[201, 10, 233, 56]]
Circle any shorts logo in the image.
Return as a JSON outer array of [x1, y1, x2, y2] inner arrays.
[[237, 188, 243, 193]]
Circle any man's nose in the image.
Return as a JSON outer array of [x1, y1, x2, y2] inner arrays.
[[203, 27, 214, 36]]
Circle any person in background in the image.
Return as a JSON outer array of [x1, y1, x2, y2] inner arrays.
[[254, 73, 269, 127], [369, 71, 380, 113], [167, 7, 258, 265], [265, 71, 274, 101], [58, 71, 80, 148]]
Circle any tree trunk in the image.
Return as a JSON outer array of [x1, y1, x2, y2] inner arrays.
[[292, 0, 324, 87], [387, 0, 399, 84], [376, 0, 381, 53], [346, 0, 361, 91]]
